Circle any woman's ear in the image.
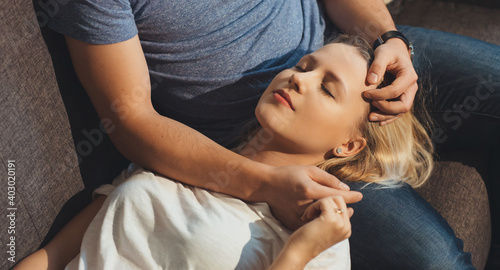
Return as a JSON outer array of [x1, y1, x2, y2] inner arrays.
[[333, 137, 367, 157]]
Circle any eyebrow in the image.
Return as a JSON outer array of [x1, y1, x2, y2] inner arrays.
[[307, 54, 347, 98]]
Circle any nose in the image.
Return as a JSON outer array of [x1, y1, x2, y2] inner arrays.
[[288, 72, 306, 94]]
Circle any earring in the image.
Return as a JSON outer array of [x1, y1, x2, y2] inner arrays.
[[336, 148, 342, 155]]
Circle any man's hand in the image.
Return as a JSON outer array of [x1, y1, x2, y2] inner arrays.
[[363, 38, 418, 125], [322, 0, 417, 125], [259, 165, 362, 230]]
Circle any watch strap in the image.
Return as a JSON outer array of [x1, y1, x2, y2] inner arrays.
[[373, 30, 414, 61]]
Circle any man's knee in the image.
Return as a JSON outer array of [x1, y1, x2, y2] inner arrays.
[[408, 237, 474, 270]]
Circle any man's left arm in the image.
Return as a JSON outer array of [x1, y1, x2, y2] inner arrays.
[[323, 0, 418, 125]]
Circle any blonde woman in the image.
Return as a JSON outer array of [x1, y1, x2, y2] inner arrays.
[[15, 35, 457, 269]]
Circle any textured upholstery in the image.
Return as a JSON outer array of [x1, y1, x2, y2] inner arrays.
[[416, 161, 491, 270], [0, 0, 84, 268], [391, 0, 500, 46]]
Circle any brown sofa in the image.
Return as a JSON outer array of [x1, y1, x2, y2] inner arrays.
[[0, 0, 495, 269]]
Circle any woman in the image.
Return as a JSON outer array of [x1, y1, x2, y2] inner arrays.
[[14, 35, 434, 269]]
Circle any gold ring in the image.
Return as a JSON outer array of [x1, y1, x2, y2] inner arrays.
[[334, 208, 345, 214]]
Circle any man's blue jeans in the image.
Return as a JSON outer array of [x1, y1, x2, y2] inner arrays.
[[346, 25, 500, 269]]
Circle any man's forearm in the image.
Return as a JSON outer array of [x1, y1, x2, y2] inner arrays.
[[323, 0, 396, 44], [111, 110, 270, 201], [64, 35, 270, 203]]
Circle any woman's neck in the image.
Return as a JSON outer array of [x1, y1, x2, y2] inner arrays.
[[238, 128, 322, 167]]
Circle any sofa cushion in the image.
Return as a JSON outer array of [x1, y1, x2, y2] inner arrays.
[[0, 0, 84, 268], [392, 0, 500, 46], [416, 161, 491, 270]]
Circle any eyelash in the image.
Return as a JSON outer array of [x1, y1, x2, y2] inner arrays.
[[320, 85, 335, 99], [294, 65, 305, 72], [293, 65, 335, 99]]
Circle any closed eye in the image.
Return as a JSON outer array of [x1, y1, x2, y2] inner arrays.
[[294, 65, 306, 72], [320, 85, 335, 99], [294, 65, 335, 99]]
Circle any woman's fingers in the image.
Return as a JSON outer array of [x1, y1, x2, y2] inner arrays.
[[346, 207, 354, 218], [330, 196, 350, 221], [300, 199, 322, 221], [301, 197, 333, 221], [301, 196, 354, 221]]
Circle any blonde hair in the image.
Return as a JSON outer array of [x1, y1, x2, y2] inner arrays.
[[315, 34, 434, 188], [316, 112, 434, 188]]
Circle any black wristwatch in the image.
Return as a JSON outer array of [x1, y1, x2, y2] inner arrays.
[[373, 30, 414, 61]]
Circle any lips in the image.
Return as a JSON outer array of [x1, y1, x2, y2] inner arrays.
[[272, 89, 294, 111]]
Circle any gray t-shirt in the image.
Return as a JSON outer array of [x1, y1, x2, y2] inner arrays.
[[49, 0, 325, 146]]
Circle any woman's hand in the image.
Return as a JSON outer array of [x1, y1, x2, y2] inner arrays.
[[296, 196, 353, 254], [258, 165, 362, 231], [363, 38, 418, 125], [269, 196, 352, 269], [11, 248, 52, 270]]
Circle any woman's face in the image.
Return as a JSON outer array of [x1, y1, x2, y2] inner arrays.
[[255, 43, 374, 158]]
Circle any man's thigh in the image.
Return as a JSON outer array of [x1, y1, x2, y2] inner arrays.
[[397, 25, 500, 151], [346, 181, 474, 269]]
